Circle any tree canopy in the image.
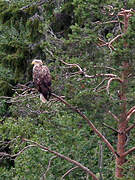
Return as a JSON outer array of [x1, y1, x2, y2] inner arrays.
[[0, 0, 135, 179]]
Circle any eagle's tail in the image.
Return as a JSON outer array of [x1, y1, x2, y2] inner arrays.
[[40, 87, 51, 103], [40, 93, 47, 103]]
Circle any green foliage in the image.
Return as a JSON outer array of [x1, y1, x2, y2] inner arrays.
[[0, 0, 135, 179]]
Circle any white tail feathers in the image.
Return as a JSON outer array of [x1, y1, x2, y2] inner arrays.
[[40, 93, 47, 103]]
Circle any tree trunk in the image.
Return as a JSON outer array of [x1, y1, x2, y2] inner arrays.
[[115, 62, 129, 178]]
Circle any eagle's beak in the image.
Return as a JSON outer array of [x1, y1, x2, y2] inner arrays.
[[31, 61, 35, 65]]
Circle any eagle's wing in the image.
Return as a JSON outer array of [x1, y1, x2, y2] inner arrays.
[[33, 65, 51, 101]]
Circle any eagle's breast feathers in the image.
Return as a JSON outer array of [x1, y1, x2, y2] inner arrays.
[[32, 60, 52, 102]]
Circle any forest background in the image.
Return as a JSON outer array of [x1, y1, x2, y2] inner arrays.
[[0, 0, 135, 179]]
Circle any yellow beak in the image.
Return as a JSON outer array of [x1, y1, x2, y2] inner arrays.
[[31, 61, 35, 65]]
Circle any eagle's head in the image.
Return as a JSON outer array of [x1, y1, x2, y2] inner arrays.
[[32, 59, 43, 65]]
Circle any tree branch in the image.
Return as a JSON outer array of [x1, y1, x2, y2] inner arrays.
[[125, 123, 135, 133], [22, 138, 98, 180], [61, 166, 78, 179], [106, 77, 122, 95], [0, 145, 37, 159], [42, 156, 57, 180], [102, 123, 119, 134], [108, 110, 119, 122], [126, 106, 135, 122], [93, 78, 109, 92], [121, 147, 135, 157], [60, 60, 117, 79], [51, 93, 118, 158]]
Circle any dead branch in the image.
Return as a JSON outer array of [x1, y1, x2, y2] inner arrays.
[[102, 123, 119, 134], [60, 60, 83, 73], [84, 73, 117, 78], [98, 34, 123, 51], [127, 106, 135, 117], [108, 111, 119, 122], [0, 145, 37, 159], [93, 78, 110, 92], [61, 166, 78, 180], [42, 156, 57, 180], [125, 123, 135, 133], [126, 109, 135, 122], [51, 93, 118, 158], [60, 60, 117, 79], [93, 20, 120, 25], [106, 77, 122, 95], [93, 65, 117, 71], [22, 138, 98, 180], [121, 147, 135, 157]]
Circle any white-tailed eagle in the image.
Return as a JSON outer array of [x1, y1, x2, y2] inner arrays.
[[32, 59, 51, 102]]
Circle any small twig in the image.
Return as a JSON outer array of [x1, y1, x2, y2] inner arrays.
[[106, 77, 122, 95], [98, 34, 124, 51], [60, 60, 83, 74], [109, 34, 124, 45], [93, 65, 117, 71], [0, 136, 20, 147], [102, 123, 119, 134], [93, 20, 120, 25], [0, 145, 37, 159], [108, 111, 119, 122], [42, 156, 57, 180], [93, 78, 109, 92], [61, 166, 78, 179], [125, 123, 135, 133]]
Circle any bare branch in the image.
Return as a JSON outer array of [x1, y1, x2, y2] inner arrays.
[[60, 60, 117, 79], [85, 73, 117, 78], [102, 123, 119, 134], [125, 123, 135, 133], [22, 138, 98, 180], [93, 65, 117, 71], [93, 20, 120, 25], [121, 147, 135, 157], [109, 34, 124, 45], [106, 77, 122, 95], [98, 34, 124, 51], [61, 166, 78, 180], [127, 106, 135, 116], [93, 78, 109, 92], [126, 110, 135, 122], [0, 145, 37, 159], [42, 156, 57, 180], [51, 93, 118, 158], [60, 60, 83, 74], [108, 111, 119, 122]]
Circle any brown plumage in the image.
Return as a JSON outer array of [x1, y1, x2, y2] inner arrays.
[[32, 59, 51, 102]]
